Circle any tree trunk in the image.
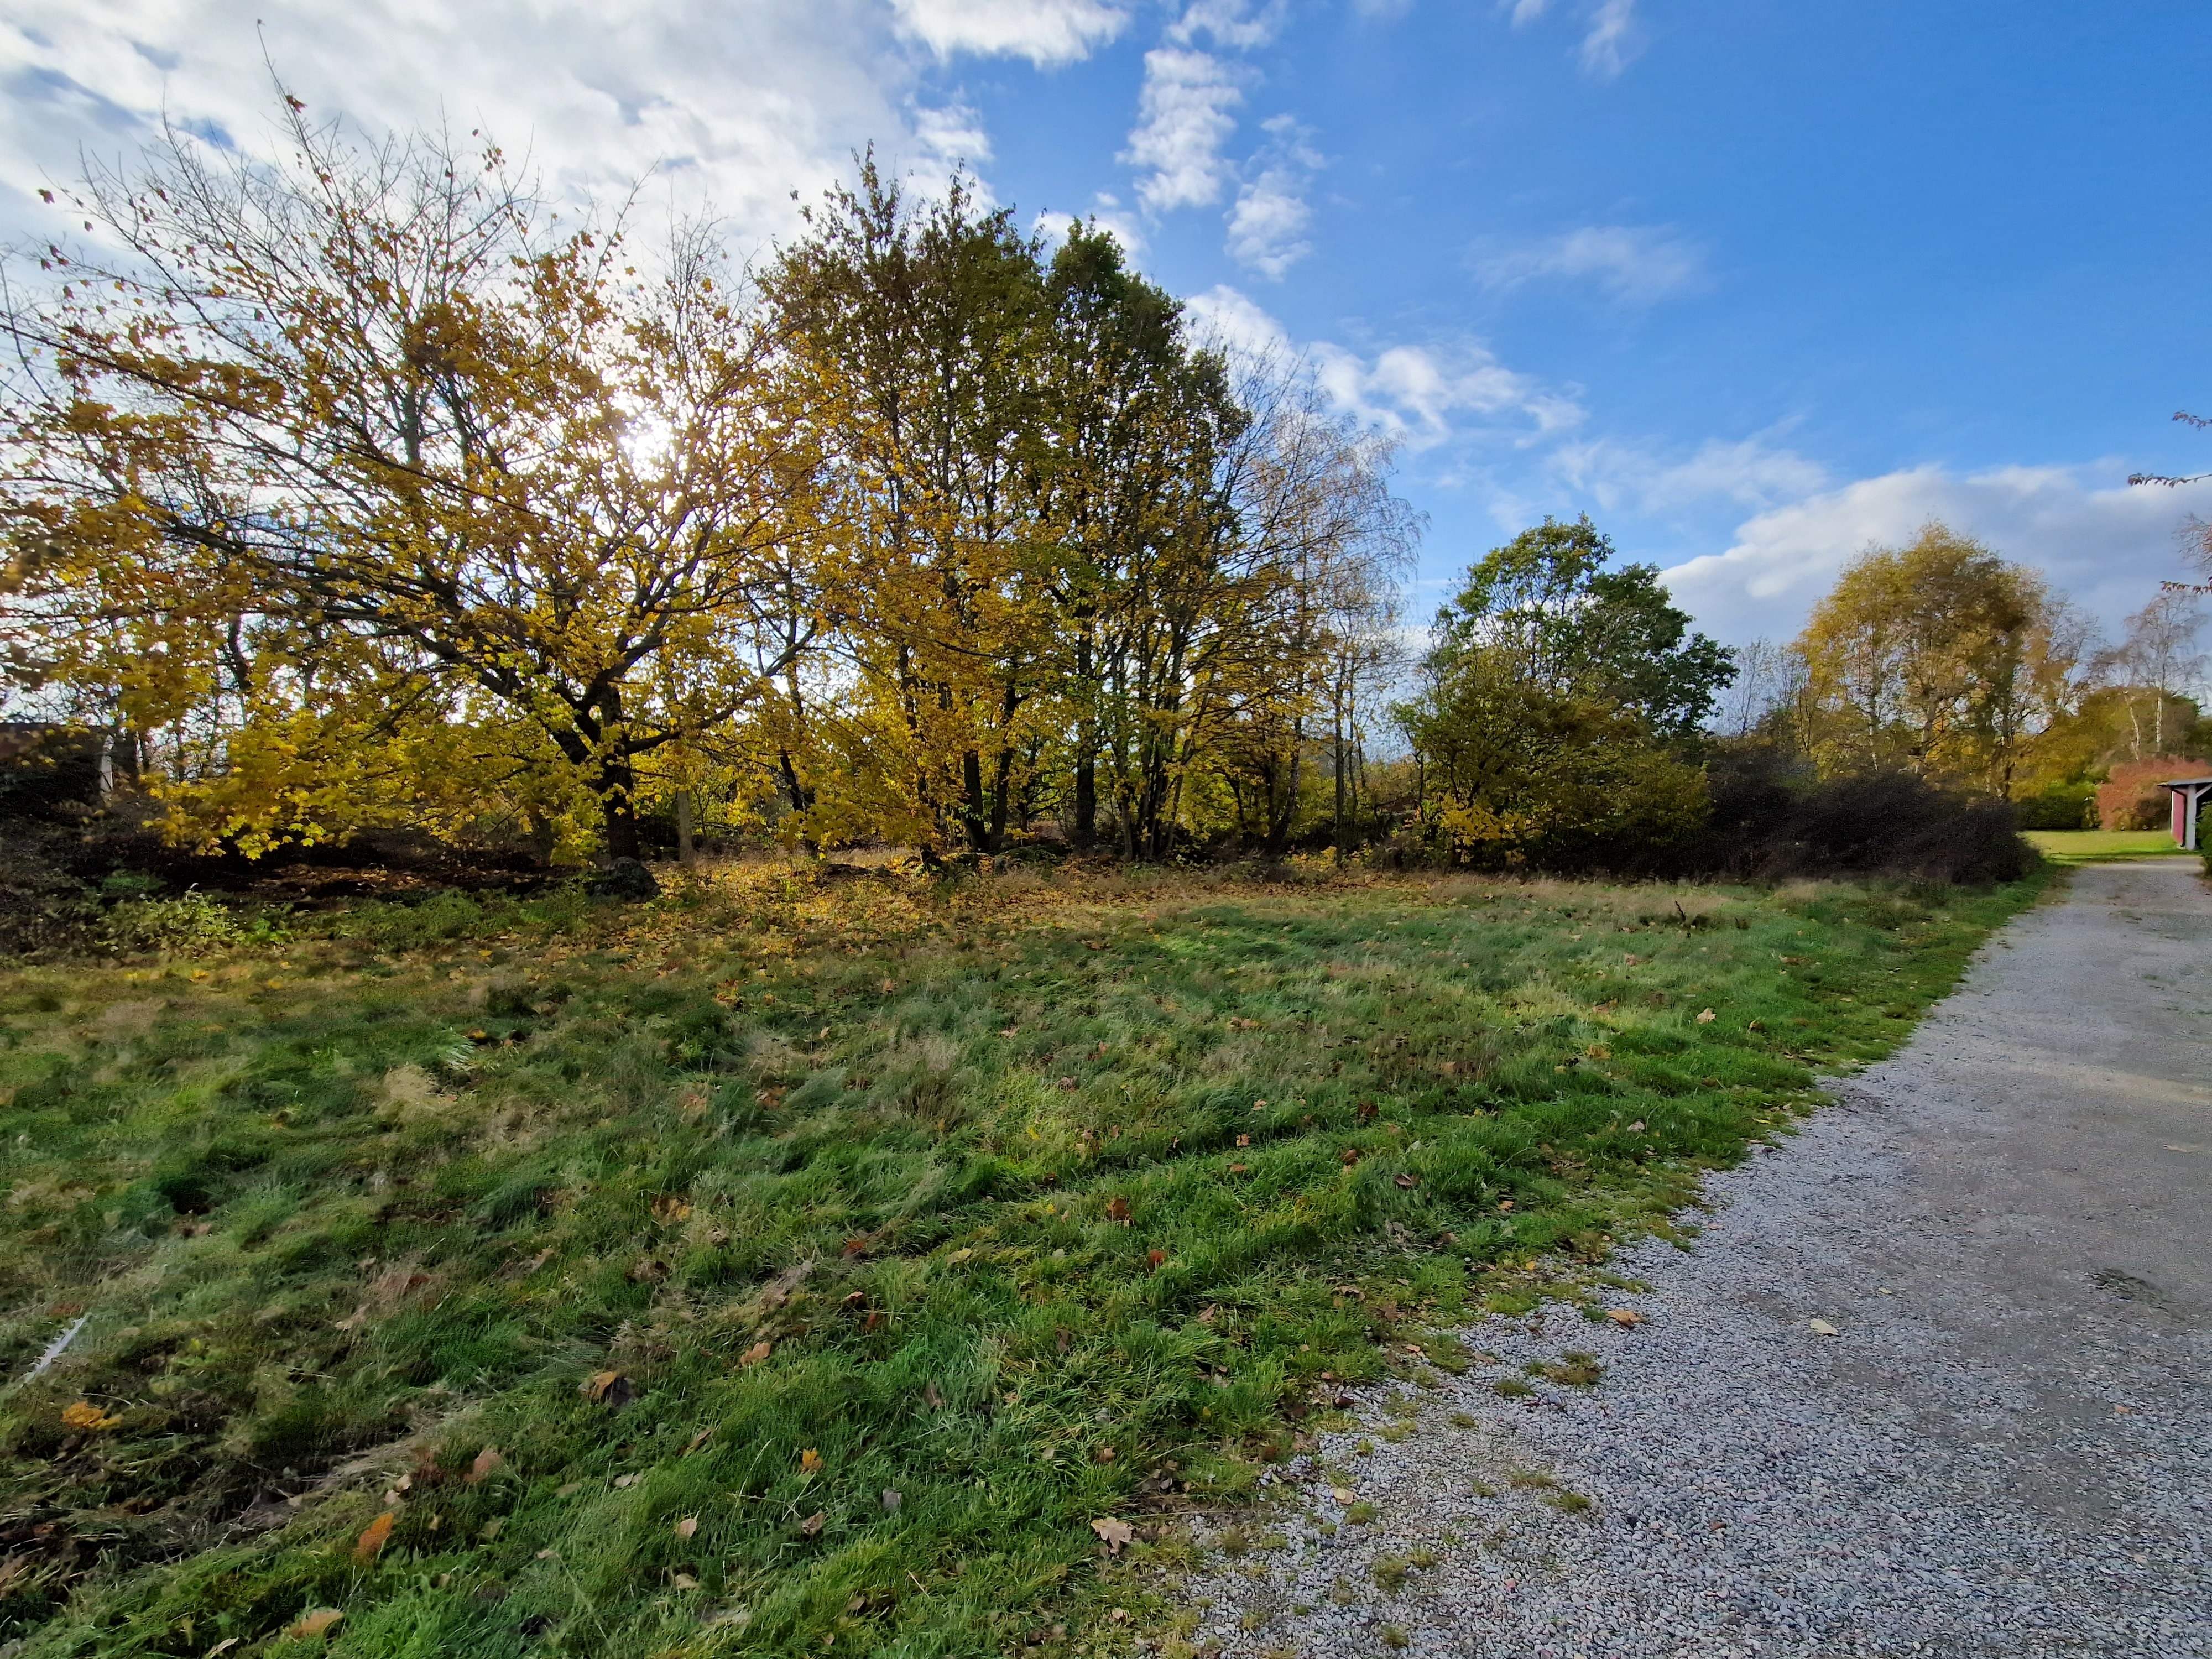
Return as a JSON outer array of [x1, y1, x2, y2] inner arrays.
[[962, 749, 988, 852], [676, 789, 696, 865], [601, 787, 643, 863]]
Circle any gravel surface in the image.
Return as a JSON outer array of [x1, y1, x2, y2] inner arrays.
[[1183, 861, 2212, 1658]]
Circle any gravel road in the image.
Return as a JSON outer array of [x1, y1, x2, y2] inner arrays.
[[1185, 860, 2212, 1659]]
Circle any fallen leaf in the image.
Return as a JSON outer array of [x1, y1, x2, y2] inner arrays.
[[466, 1447, 503, 1484], [880, 978, 897, 994], [1695, 1008, 1716, 1024], [1808, 1318, 1840, 1336], [1394, 1173, 1418, 1189], [881, 1488, 902, 1510], [674, 1516, 698, 1539], [1057, 1076, 1079, 1091], [1094, 1445, 1117, 1463], [683, 1427, 714, 1455], [1145, 1249, 1166, 1271], [799, 1511, 826, 1537], [581, 1370, 638, 1408], [671, 1572, 700, 1590], [800, 1448, 823, 1473], [1089, 1517, 1134, 1554], [1104, 1196, 1131, 1223], [353, 1511, 395, 1562], [614, 1473, 639, 1488], [1624, 953, 1640, 966], [1606, 1308, 1644, 1328], [1341, 1149, 1361, 1166], [651, 1194, 693, 1223], [924, 1382, 945, 1410], [289, 1609, 344, 1640], [738, 1340, 773, 1368], [1235, 1133, 1250, 1147], [206, 1640, 242, 1656], [60, 1401, 121, 1432]]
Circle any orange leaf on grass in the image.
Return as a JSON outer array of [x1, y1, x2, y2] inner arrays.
[[289, 1609, 344, 1639], [800, 1448, 822, 1473], [354, 1510, 395, 1562]]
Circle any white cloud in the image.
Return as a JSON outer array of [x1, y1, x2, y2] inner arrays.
[[1184, 282, 1293, 357], [1478, 224, 1705, 305], [1503, 0, 1643, 79], [1186, 285, 1580, 452], [0, 0, 1131, 257], [1121, 46, 1246, 211], [889, 0, 1131, 65], [1035, 192, 1146, 258], [1168, 0, 1288, 50], [1225, 114, 1318, 278], [1550, 435, 1830, 514], [1660, 463, 2212, 644]]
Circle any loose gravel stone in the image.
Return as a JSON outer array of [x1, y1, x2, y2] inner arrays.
[[1183, 861, 2212, 1658]]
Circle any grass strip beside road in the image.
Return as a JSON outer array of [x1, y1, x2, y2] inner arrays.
[[0, 864, 2046, 1657], [2023, 829, 2192, 864]]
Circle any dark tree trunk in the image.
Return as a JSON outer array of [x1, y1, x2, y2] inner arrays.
[[601, 785, 643, 862], [962, 748, 988, 851]]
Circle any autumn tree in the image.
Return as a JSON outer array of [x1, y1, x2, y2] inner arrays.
[[1396, 516, 1728, 863], [1793, 523, 2079, 798], [1, 96, 823, 859]]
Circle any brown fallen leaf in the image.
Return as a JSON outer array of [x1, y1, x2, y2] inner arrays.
[[1606, 1308, 1644, 1327], [674, 1515, 698, 1539], [1094, 1445, 1117, 1463], [738, 1340, 774, 1368], [1235, 1133, 1251, 1147], [1341, 1149, 1361, 1166], [1145, 1249, 1166, 1271], [580, 1370, 637, 1407], [682, 1427, 714, 1456], [1104, 1196, 1131, 1223], [651, 1194, 693, 1223], [1089, 1517, 1134, 1554], [758, 1260, 812, 1311], [924, 1381, 945, 1410], [1695, 1008, 1716, 1024], [800, 1448, 822, 1473], [799, 1511, 826, 1536], [1394, 1173, 1418, 1189], [59, 1401, 121, 1432], [354, 1511, 395, 1562], [465, 1447, 503, 1484], [289, 1609, 344, 1640]]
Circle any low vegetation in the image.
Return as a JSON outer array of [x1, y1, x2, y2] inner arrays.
[[0, 861, 2041, 1657]]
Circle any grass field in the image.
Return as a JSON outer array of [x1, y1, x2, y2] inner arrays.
[[0, 861, 2046, 1658], [2023, 830, 2192, 864]]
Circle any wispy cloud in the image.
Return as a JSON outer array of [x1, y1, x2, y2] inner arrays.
[[1503, 0, 1644, 79], [888, 0, 1131, 66], [1477, 225, 1705, 305], [1225, 114, 1318, 278], [1185, 285, 1583, 451], [1121, 46, 1246, 210], [1549, 435, 1829, 514]]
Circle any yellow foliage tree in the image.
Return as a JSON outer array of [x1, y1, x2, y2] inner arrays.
[[2, 96, 825, 858]]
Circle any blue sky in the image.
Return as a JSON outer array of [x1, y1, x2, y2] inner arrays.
[[9, 0, 2212, 647]]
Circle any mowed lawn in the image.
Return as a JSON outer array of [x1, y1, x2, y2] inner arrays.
[[0, 863, 2042, 1658], [2023, 830, 2191, 864]]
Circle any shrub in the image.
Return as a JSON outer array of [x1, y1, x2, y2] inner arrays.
[[1696, 752, 2032, 884], [2094, 755, 2199, 832], [98, 890, 285, 954]]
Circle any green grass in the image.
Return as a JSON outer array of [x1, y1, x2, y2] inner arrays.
[[2023, 829, 2190, 864], [0, 861, 2044, 1657]]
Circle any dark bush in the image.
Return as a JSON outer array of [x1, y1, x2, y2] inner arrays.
[[1690, 748, 2034, 884]]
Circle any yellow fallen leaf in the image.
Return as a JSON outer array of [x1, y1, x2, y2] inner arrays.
[[289, 1608, 343, 1639], [800, 1448, 822, 1473], [60, 1401, 121, 1432], [354, 1510, 395, 1562]]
